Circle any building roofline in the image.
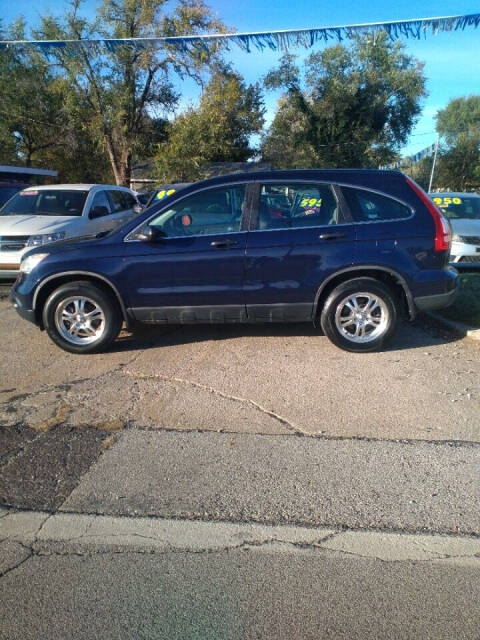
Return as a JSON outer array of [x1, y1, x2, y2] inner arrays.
[[0, 165, 58, 177]]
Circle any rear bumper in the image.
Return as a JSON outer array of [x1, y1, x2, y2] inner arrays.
[[413, 288, 457, 312]]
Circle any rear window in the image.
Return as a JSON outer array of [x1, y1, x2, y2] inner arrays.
[[431, 195, 480, 220], [0, 190, 88, 217], [342, 187, 412, 223], [258, 183, 339, 230]]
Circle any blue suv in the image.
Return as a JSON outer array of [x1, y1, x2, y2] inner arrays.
[[9, 170, 457, 353]]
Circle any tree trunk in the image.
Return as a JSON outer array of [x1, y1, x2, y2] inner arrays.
[[118, 150, 132, 187], [104, 135, 132, 187]]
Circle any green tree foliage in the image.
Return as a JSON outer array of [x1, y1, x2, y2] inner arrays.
[[436, 95, 480, 146], [31, 0, 225, 185], [153, 66, 264, 182], [435, 96, 480, 190], [0, 19, 69, 168], [261, 34, 426, 169], [406, 96, 480, 191]]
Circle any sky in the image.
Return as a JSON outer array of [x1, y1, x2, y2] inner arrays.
[[1, 0, 479, 157]]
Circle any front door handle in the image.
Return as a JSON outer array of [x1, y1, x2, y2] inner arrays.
[[210, 240, 238, 248], [318, 232, 346, 240]]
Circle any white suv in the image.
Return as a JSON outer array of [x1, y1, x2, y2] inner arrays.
[[0, 184, 141, 279]]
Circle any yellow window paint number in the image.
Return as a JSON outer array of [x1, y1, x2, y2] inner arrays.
[[433, 196, 462, 207], [156, 188, 176, 200], [300, 197, 322, 208]]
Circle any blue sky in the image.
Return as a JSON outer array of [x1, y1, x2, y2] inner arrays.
[[2, 0, 479, 157]]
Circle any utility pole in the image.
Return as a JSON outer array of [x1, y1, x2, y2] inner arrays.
[[428, 138, 439, 192]]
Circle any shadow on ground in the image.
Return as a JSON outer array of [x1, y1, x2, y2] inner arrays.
[[109, 320, 460, 355]]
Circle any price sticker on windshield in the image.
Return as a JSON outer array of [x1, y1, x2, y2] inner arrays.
[[433, 196, 462, 208], [156, 188, 176, 200]]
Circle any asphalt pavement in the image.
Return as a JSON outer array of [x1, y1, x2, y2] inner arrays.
[[1, 283, 480, 639]]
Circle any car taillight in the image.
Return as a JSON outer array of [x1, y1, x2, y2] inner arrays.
[[405, 177, 452, 252]]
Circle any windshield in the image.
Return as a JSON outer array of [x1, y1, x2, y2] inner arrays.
[[431, 195, 480, 220], [0, 186, 23, 207], [0, 189, 88, 216]]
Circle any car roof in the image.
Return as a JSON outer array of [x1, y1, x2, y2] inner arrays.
[[21, 184, 132, 192]]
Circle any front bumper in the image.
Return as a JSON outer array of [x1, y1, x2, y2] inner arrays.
[[0, 265, 20, 280], [450, 240, 480, 267], [0, 249, 25, 279], [9, 283, 37, 325]]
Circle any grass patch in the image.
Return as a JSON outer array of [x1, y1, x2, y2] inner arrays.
[[438, 272, 480, 328]]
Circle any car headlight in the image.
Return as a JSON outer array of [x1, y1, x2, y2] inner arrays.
[[20, 253, 49, 274], [26, 231, 65, 247]]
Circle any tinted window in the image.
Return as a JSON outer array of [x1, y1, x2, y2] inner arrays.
[[342, 187, 411, 222], [148, 186, 245, 237], [0, 190, 88, 217], [431, 195, 480, 220], [109, 190, 127, 212], [89, 190, 112, 216], [257, 184, 338, 230], [122, 192, 137, 210]]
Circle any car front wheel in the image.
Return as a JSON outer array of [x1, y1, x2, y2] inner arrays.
[[320, 278, 398, 352], [42, 281, 122, 354]]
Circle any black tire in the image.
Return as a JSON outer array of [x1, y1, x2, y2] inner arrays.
[[320, 277, 398, 353], [42, 280, 123, 354]]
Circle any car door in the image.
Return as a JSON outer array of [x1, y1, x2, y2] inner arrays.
[[120, 190, 140, 223], [86, 189, 114, 234], [244, 181, 357, 321], [108, 190, 136, 227], [122, 183, 250, 323]]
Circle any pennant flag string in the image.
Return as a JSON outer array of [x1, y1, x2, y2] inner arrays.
[[0, 12, 479, 54]]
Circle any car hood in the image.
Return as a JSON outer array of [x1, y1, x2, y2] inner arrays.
[[0, 215, 77, 234], [450, 219, 480, 236]]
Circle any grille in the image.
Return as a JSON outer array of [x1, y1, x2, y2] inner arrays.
[[458, 256, 480, 263], [460, 236, 480, 245], [0, 236, 29, 252]]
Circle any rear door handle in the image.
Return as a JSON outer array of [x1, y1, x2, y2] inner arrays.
[[210, 240, 238, 248], [318, 232, 346, 240]]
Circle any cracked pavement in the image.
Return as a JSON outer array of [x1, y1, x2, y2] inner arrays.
[[1, 508, 480, 640], [1, 288, 480, 639], [1, 296, 480, 440]]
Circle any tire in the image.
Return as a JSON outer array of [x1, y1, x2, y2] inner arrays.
[[320, 278, 398, 353], [42, 280, 123, 354]]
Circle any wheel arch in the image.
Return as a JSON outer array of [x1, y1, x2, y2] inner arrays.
[[33, 271, 129, 329], [313, 266, 415, 324]]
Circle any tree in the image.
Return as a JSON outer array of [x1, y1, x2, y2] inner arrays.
[[434, 96, 480, 190], [0, 19, 114, 180], [34, 0, 226, 185], [153, 66, 264, 182], [0, 19, 68, 167], [436, 95, 480, 146], [261, 34, 426, 169]]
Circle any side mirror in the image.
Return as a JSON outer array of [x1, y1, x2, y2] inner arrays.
[[136, 226, 166, 242], [90, 205, 109, 219], [133, 204, 143, 214]]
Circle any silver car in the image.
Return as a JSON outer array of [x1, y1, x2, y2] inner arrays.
[[0, 184, 141, 279], [430, 192, 480, 268]]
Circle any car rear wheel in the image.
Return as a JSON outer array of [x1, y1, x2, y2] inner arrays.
[[43, 281, 122, 354], [320, 278, 398, 352]]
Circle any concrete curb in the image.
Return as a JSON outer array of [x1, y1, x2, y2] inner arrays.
[[1, 508, 480, 566], [423, 312, 480, 342]]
